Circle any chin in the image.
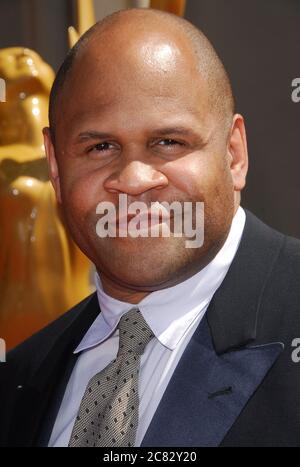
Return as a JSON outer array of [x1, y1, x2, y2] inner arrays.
[[102, 250, 193, 292]]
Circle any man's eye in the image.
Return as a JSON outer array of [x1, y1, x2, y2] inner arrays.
[[88, 142, 113, 152], [158, 139, 182, 146]]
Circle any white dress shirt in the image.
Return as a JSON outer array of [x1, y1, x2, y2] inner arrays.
[[49, 206, 246, 447]]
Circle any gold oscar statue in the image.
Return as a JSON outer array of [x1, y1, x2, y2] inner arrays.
[[68, 0, 186, 48], [0, 47, 92, 349], [68, 0, 96, 47], [150, 0, 186, 16]]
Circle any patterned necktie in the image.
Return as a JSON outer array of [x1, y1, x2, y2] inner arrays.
[[68, 307, 154, 447]]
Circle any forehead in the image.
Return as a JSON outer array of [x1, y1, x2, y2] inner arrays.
[[57, 34, 211, 136], [71, 32, 202, 89]]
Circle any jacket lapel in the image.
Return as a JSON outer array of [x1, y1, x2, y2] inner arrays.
[[142, 210, 286, 446], [141, 317, 283, 447]]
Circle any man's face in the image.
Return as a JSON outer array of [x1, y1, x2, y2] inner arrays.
[[45, 32, 246, 292]]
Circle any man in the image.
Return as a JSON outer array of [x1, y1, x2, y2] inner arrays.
[[1, 8, 300, 447]]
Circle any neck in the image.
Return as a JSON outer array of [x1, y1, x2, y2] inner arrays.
[[97, 238, 226, 304], [99, 272, 150, 304]]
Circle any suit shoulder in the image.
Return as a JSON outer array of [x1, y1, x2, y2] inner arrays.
[[258, 225, 300, 334], [245, 209, 300, 265], [7, 293, 97, 363], [271, 229, 300, 274], [280, 232, 300, 259]]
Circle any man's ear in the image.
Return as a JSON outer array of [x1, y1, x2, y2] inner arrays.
[[227, 114, 249, 192], [43, 127, 62, 203]]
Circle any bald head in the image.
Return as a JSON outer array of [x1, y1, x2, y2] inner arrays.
[[48, 8, 234, 139]]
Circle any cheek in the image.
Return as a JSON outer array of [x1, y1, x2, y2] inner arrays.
[[164, 151, 230, 200], [58, 166, 107, 224]]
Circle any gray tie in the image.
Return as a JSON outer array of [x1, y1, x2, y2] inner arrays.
[[68, 307, 154, 447]]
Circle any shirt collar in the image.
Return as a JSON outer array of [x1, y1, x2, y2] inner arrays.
[[74, 206, 246, 353]]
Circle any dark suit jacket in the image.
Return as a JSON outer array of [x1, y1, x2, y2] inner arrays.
[[1, 209, 300, 447]]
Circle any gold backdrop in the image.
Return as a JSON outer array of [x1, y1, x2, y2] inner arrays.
[[0, 48, 92, 350]]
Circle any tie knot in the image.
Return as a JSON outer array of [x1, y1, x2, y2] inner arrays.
[[117, 307, 154, 356]]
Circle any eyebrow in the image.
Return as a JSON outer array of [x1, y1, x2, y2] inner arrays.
[[75, 126, 203, 143], [151, 127, 201, 138], [76, 131, 115, 143]]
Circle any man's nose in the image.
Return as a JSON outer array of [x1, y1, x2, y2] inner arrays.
[[104, 160, 168, 196]]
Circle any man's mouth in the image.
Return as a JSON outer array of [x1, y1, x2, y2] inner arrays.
[[116, 211, 172, 231]]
